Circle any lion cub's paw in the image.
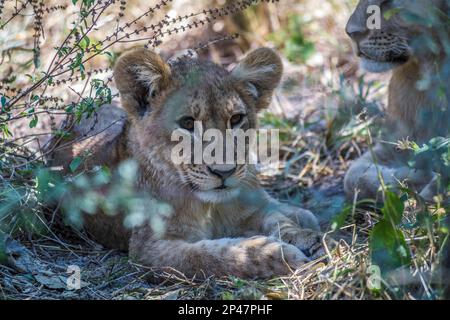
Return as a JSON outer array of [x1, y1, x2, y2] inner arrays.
[[276, 204, 320, 231], [281, 228, 335, 260], [242, 236, 309, 277]]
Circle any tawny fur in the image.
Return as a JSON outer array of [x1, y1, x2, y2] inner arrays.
[[344, 0, 449, 201], [49, 47, 332, 279]]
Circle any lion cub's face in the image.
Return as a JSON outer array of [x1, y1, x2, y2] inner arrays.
[[114, 48, 282, 203], [346, 0, 447, 73]]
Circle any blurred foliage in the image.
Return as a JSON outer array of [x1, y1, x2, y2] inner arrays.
[[0, 156, 172, 238], [268, 14, 315, 63], [260, 111, 299, 142], [402, 2, 450, 193], [369, 191, 411, 274], [410, 137, 450, 183], [365, 2, 450, 289], [325, 74, 383, 149], [38, 159, 172, 230]]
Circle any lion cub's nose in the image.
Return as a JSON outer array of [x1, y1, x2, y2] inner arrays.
[[207, 164, 236, 180]]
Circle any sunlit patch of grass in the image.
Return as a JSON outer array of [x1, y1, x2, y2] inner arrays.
[[268, 14, 315, 63]]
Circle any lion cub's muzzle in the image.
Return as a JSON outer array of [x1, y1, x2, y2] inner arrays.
[[207, 164, 237, 189]]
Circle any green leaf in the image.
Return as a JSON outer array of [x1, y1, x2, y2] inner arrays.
[[370, 219, 411, 274], [1, 95, 7, 108], [330, 206, 351, 232], [29, 115, 38, 128], [83, 0, 95, 8], [79, 35, 90, 50], [36, 168, 65, 203], [383, 7, 403, 20], [381, 191, 404, 225], [221, 291, 235, 300], [369, 190, 411, 275], [1, 123, 12, 138], [69, 157, 83, 173]]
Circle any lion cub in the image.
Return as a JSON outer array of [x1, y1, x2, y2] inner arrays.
[[52, 47, 331, 278]]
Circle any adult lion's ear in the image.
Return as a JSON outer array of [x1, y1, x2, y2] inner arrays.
[[114, 48, 171, 119], [231, 48, 283, 110]]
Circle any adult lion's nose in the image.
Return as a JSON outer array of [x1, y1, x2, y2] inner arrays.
[[346, 29, 368, 42], [345, 20, 368, 42]]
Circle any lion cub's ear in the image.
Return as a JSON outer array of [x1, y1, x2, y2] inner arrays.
[[231, 48, 283, 110], [114, 48, 171, 119]]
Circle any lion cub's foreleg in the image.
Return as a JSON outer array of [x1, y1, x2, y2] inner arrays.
[[247, 203, 331, 260], [129, 234, 309, 278], [129, 196, 331, 278]]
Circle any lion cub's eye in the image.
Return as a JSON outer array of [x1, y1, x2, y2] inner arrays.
[[230, 114, 245, 127], [178, 116, 195, 131]]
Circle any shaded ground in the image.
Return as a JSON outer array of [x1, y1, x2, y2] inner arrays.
[[0, 183, 348, 300]]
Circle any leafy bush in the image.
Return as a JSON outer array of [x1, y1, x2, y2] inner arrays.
[[268, 14, 315, 63]]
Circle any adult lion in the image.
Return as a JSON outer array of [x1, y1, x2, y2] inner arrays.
[[344, 0, 449, 201], [50, 47, 333, 278]]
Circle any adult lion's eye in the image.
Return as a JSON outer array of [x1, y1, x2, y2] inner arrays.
[[380, 0, 393, 8], [179, 116, 195, 131], [230, 114, 244, 126]]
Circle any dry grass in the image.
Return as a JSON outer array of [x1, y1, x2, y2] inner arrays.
[[0, 202, 442, 300]]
